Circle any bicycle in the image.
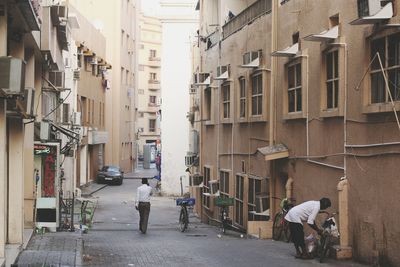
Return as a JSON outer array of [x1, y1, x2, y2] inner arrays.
[[176, 197, 195, 232], [272, 197, 295, 242], [215, 196, 234, 234], [318, 211, 339, 263]]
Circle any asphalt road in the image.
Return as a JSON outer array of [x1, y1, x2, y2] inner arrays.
[[82, 179, 368, 267]]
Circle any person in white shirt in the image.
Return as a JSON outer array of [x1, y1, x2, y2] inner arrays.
[[284, 197, 331, 259], [135, 178, 153, 233]]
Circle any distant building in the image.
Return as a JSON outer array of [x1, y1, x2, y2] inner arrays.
[[136, 14, 162, 163], [69, 0, 139, 173]]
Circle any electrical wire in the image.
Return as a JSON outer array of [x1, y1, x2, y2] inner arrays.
[[43, 89, 72, 120]]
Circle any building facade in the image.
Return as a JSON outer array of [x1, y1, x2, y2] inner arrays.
[[194, 0, 400, 266], [69, 0, 139, 173], [137, 14, 162, 161]]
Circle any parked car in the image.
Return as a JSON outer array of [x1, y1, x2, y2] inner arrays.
[[97, 166, 124, 185]]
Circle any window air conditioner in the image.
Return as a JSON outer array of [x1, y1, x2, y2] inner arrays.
[[73, 70, 80, 80], [242, 51, 261, 67], [209, 180, 220, 196], [189, 174, 203, 186], [215, 65, 230, 80], [50, 5, 68, 25], [72, 112, 81, 126], [357, 0, 381, 17], [0, 57, 25, 95], [255, 193, 269, 213], [49, 71, 65, 89], [189, 87, 197, 94], [193, 72, 210, 86], [185, 154, 195, 167]]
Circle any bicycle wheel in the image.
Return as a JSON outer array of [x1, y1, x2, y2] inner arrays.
[[272, 212, 283, 241], [282, 220, 291, 242], [319, 235, 330, 263], [179, 206, 188, 232]]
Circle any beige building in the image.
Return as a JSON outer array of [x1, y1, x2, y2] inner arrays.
[[137, 14, 162, 159], [69, 0, 139, 172], [194, 0, 400, 265]]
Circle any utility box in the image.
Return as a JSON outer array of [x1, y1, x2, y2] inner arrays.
[[143, 144, 152, 169], [0, 57, 25, 95]]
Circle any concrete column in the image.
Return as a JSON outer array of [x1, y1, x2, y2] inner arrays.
[[0, 0, 7, 258], [8, 118, 24, 244], [0, 101, 7, 257], [24, 51, 35, 227], [334, 179, 352, 259]]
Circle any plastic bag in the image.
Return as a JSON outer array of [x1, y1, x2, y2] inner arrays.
[[305, 234, 317, 254]]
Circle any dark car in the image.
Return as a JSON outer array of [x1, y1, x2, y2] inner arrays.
[[96, 166, 124, 185]]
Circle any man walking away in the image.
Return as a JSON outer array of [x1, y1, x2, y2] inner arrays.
[[284, 197, 331, 259], [135, 178, 153, 233]]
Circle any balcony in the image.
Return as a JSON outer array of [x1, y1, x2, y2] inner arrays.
[[148, 56, 161, 67], [148, 79, 160, 84], [147, 103, 160, 113], [16, 0, 41, 31], [222, 0, 271, 39]]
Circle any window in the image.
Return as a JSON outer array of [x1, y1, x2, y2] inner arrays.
[[203, 167, 211, 208], [219, 171, 230, 197], [288, 63, 302, 112], [150, 72, 157, 80], [248, 177, 261, 221], [370, 33, 400, 103], [239, 77, 246, 118], [149, 95, 156, 105], [149, 119, 156, 132], [326, 50, 339, 109], [150, 49, 157, 58], [62, 103, 70, 123], [222, 83, 230, 119], [251, 73, 263, 115], [204, 87, 212, 121], [235, 175, 244, 226]]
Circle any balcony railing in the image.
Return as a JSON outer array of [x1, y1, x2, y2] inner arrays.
[[17, 0, 41, 31], [148, 79, 160, 84], [222, 0, 272, 39]]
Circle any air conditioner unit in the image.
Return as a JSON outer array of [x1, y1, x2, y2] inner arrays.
[[189, 174, 203, 186], [357, 0, 381, 17], [209, 180, 220, 195], [48, 71, 65, 89], [0, 57, 25, 95], [73, 70, 80, 80], [72, 112, 81, 125], [40, 121, 50, 140], [41, 0, 61, 6], [185, 153, 198, 167], [215, 65, 230, 80], [50, 5, 68, 25], [242, 51, 261, 68], [23, 88, 35, 117], [193, 72, 211, 86], [189, 87, 197, 94], [255, 193, 269, 213], [90, 57, 98, 65], [82, 126, 88, 137]]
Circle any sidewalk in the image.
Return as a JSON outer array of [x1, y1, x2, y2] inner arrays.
[[13, 184, 103, 267]]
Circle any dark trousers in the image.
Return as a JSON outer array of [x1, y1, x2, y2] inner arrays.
[[138, 202, 151, 233], [289, 222, 305, 247]]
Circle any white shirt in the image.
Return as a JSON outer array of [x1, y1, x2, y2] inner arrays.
[[136, 184, 153, 203], [284, 200, 320, 225]]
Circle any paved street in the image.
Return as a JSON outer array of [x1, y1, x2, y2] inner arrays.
[[81, 178, 368, 267]]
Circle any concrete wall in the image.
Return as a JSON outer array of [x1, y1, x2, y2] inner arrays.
[[159, 0, 198, 195]]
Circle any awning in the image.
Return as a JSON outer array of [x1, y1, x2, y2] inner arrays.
[[350, 2, 393, 25], [214, 70, 229, 80], [257, 144, 289, 161], [304, 25, 339, 42], [240, 57, 260, 68], [271, 43, 298, 57]]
